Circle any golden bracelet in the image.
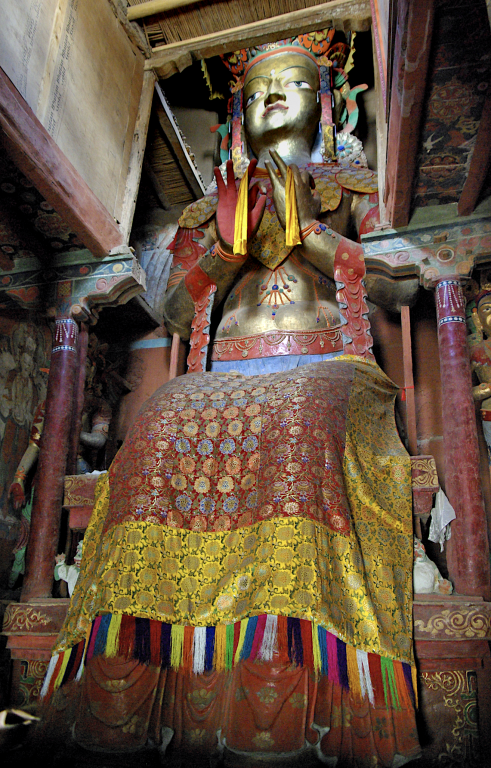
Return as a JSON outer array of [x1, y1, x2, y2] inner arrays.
[[212, 242, 246, 263], [299, 221, 336, 241]]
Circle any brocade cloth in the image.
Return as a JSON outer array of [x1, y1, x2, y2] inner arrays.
[[55, 356, 413, 667]]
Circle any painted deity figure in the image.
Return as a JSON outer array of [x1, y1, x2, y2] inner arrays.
[[41, 33, 421, 767]]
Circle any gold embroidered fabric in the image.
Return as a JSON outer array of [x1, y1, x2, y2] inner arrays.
[[55, 358, 413, 667]]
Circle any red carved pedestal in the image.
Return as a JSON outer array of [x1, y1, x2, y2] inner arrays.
[[21, 318, 79, 601], [3, 600, 70, 707], [435, 277, 491, 599]]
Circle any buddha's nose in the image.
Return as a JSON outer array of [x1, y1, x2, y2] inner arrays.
[[264, 79, 286, 106]]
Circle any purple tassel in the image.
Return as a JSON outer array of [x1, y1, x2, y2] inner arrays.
[[288, 618, 303, 667], [402, 662, 415, 706], [205, 627, 215, 671], [61, 643, 79, 686], [337, 638, 349, 690], [134, 617, 151, 664], [161, 623, 171, 668]]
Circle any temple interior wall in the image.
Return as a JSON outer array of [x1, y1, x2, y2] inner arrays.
[[0, 0, 144, 222]]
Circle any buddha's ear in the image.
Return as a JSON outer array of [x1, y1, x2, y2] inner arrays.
[[473, 307, 483, 334]]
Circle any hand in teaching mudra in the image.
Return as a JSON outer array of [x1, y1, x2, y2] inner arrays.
[[265, 149, 321, 231], [214, 159, 266, 252]]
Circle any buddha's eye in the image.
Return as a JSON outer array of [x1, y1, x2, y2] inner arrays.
[[286, 81, 312, 90], [245, 91, 264, 107]]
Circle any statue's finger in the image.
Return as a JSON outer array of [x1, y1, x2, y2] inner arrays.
[[265, 160, 284, 190], [249, 193, 266, 227], [269, 149, 288, 180], [248, 158, 258, 183], [214, 166, 226, 196], [226, 158, 235, 189], [248, 184, 259, 209]]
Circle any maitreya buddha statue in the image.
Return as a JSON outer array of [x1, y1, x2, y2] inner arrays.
[[40, 30, 422, 766]]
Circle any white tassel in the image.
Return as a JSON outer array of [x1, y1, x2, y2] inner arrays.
[[259, 615, 277, 661], [75, 651, 86, 681], [193, 627, 207, 674], [40, 654, 59, 699], [356, 649, 374, 706]]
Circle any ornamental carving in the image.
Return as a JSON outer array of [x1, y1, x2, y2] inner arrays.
[[410, 455, 439, 489], [64, 474, 99, 507], [414, 606, 491, 639], [3, 604, 50, 633], [420, 670, 480, 766]]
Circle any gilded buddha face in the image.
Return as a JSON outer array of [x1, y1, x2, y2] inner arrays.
[[243, 50, 321, 163], [478, 295, 491, 336]]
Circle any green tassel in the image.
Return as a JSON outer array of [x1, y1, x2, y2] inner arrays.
[[381, 657, 401, 710], [225, 624, 234, 671]]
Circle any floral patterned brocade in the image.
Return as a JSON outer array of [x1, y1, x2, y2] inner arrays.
[[55, 357, 414, 668]]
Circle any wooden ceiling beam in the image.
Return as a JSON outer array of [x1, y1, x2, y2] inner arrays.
[[154, 83, 205, 199], [0, 67, 124, 259], [128, 0, 203, 20], [458, 83, 491, 217], [145, 0, 371, 78], [384, 0, 435, 229]]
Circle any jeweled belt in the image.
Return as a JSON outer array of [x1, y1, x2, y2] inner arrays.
[[211, 327, 344, 361]]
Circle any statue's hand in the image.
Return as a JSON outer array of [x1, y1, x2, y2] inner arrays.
[[9, 481, 25, 510], [473, 381, 491, 402], [265, 150, 321, 231], [214, 159, 266, 251]]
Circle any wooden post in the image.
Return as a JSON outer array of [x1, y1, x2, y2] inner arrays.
[[384, 0, 435, 228], [458, 83, 491, 217], [401, 305, 418, 457], [118, 70, 156, 244], [21, 319, 79, 601], [435, 277, 491, 599]]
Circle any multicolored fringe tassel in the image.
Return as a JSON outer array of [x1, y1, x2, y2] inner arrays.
[[42, 614, 417, 712]]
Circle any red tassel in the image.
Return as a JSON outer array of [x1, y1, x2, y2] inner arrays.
[[233, 622, 241, 659], [300, 620, 314, 671], [182, 626, 194, 672], [250, 615, 267, 661], [277, 616, 289, 662], [149, 620, 162, 666], [368, 653, 385, 708], [118, 615, 135, 659]]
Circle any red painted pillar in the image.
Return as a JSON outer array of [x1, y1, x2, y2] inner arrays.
[[435, 277, 491, 599], [21, 318, 79, 601]]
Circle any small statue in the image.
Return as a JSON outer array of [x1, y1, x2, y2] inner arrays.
[[413, 537, 453, 595], [468, 289, 491, 453], [8, 401, 44, 589], [54, 540, 83, 597]]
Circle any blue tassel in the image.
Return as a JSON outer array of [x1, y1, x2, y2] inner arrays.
[[93, 614, 112, 657], [241, 616, 258, 660], [318, 626, 329, 676]]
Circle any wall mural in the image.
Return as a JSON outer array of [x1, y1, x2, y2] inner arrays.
[[0, 312, 51, 585]]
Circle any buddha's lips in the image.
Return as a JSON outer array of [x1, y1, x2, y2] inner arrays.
[[262, 103, 288, 117]]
